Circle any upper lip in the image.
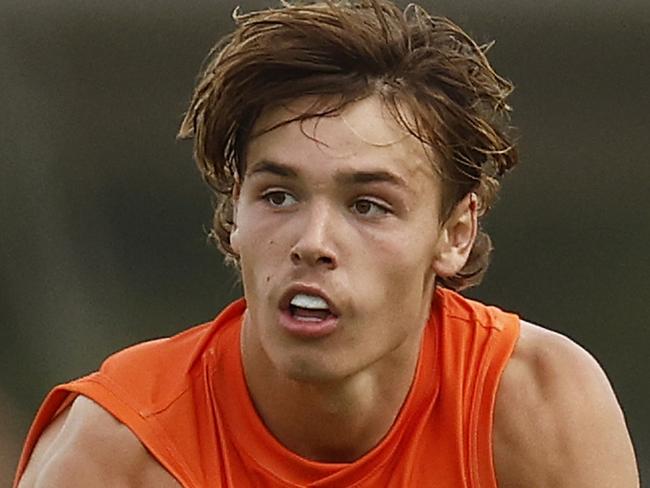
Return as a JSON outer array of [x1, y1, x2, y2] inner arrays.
[[279, 284, 340, 316]]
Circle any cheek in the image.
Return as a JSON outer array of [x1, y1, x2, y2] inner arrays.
[[361, 227, 438, 302], [361, 224, 437, 272], [237, 224, 284, 283]]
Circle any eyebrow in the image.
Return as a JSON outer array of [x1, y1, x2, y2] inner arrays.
[[334, 170, 407, 188], [246, 160, 298, 178], [246, 159, 408, 188]]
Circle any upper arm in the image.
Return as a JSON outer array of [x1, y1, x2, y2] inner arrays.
[[18, 396, 179, 488], [493, 321, 639, 488]]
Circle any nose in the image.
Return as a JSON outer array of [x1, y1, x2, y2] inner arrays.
[[290, 201, 338, 270]]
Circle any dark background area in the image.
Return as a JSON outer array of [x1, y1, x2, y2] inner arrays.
[[1, 0, 648, 484]]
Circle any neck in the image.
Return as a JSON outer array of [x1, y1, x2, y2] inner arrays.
[[241, 326, 424, 463]]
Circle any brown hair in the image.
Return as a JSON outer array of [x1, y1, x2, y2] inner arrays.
[[178, 0, 518, 291]]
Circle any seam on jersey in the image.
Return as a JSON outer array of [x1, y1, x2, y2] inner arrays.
[[205, 347, 236, 486], [81, 375, 200, 488], [143, 375, 194, 417], [443, 311, 507, 331], [466, 316, 519, 488], [467, 331, 495, 487]]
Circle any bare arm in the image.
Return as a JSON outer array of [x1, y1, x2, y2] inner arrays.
[[17, 396, 179, 488], [493, 321, 639, 487]]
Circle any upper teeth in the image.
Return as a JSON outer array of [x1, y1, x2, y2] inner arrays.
[[290, 293, 329, 310]]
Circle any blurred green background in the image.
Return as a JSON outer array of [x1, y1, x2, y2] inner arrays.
[[1, 0, 648, 484]]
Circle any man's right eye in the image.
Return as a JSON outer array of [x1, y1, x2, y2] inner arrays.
[[263, 191, 297, 208]]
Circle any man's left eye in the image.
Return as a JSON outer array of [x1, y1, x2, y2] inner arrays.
[[352, 199, 389, 216]]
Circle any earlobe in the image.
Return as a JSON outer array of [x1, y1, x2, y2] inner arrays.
[[230, 224, 241, 254], [230, 187, 241, 254], [432, 192, 478, 277]]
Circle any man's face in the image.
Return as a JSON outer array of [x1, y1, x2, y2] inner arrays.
[[232, 95, 453, 382]]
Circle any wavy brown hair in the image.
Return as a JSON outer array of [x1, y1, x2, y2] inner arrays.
[[178, 0, 518, 291]]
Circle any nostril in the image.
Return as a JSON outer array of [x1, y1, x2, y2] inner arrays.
[[290, 249, 336, 268], [317, 256, 334, 266]]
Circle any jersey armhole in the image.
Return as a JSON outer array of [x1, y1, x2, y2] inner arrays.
[[13, 374, 198, 488], [470, 313, 520, 487]]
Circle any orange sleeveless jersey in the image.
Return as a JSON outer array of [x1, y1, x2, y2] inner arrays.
[[15, 288, 519, 487]]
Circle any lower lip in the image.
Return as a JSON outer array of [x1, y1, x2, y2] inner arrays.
[[278, 309, 339, 338]]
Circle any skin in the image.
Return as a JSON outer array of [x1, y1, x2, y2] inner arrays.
[[494, 322, 639, 487], [17, 96, 639, 487], [17, 396, 179, 487], [231, 96, 468, 461]]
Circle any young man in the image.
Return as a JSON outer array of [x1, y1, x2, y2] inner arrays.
[[15, 1, 638, 486]]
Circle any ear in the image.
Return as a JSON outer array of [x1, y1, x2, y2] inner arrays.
[[229, 185, 242, 255], [431, 192, 478, 277]]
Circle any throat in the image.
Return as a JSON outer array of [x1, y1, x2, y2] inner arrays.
[[251, 370, 410, 462], [239, 311, 427, 463]]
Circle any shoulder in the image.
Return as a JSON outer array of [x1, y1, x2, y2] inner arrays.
[[98, 307, 242, 383], [18, 396, 179, 488], [492, 321, 639, 487]]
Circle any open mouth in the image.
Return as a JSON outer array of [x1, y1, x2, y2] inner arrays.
[[289, 293, 334, 321], [279, 290, 339, 338]]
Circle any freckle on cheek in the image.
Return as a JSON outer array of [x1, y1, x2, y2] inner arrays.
[[266, 276, 271, 283]]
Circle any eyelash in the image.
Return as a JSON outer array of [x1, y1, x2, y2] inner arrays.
[[351, 198, 390, 217], [260, 190, 392, 218], [262, 190, 297, 208]]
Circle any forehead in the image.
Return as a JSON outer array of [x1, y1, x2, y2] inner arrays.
[[246, 95, 440, 182]]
